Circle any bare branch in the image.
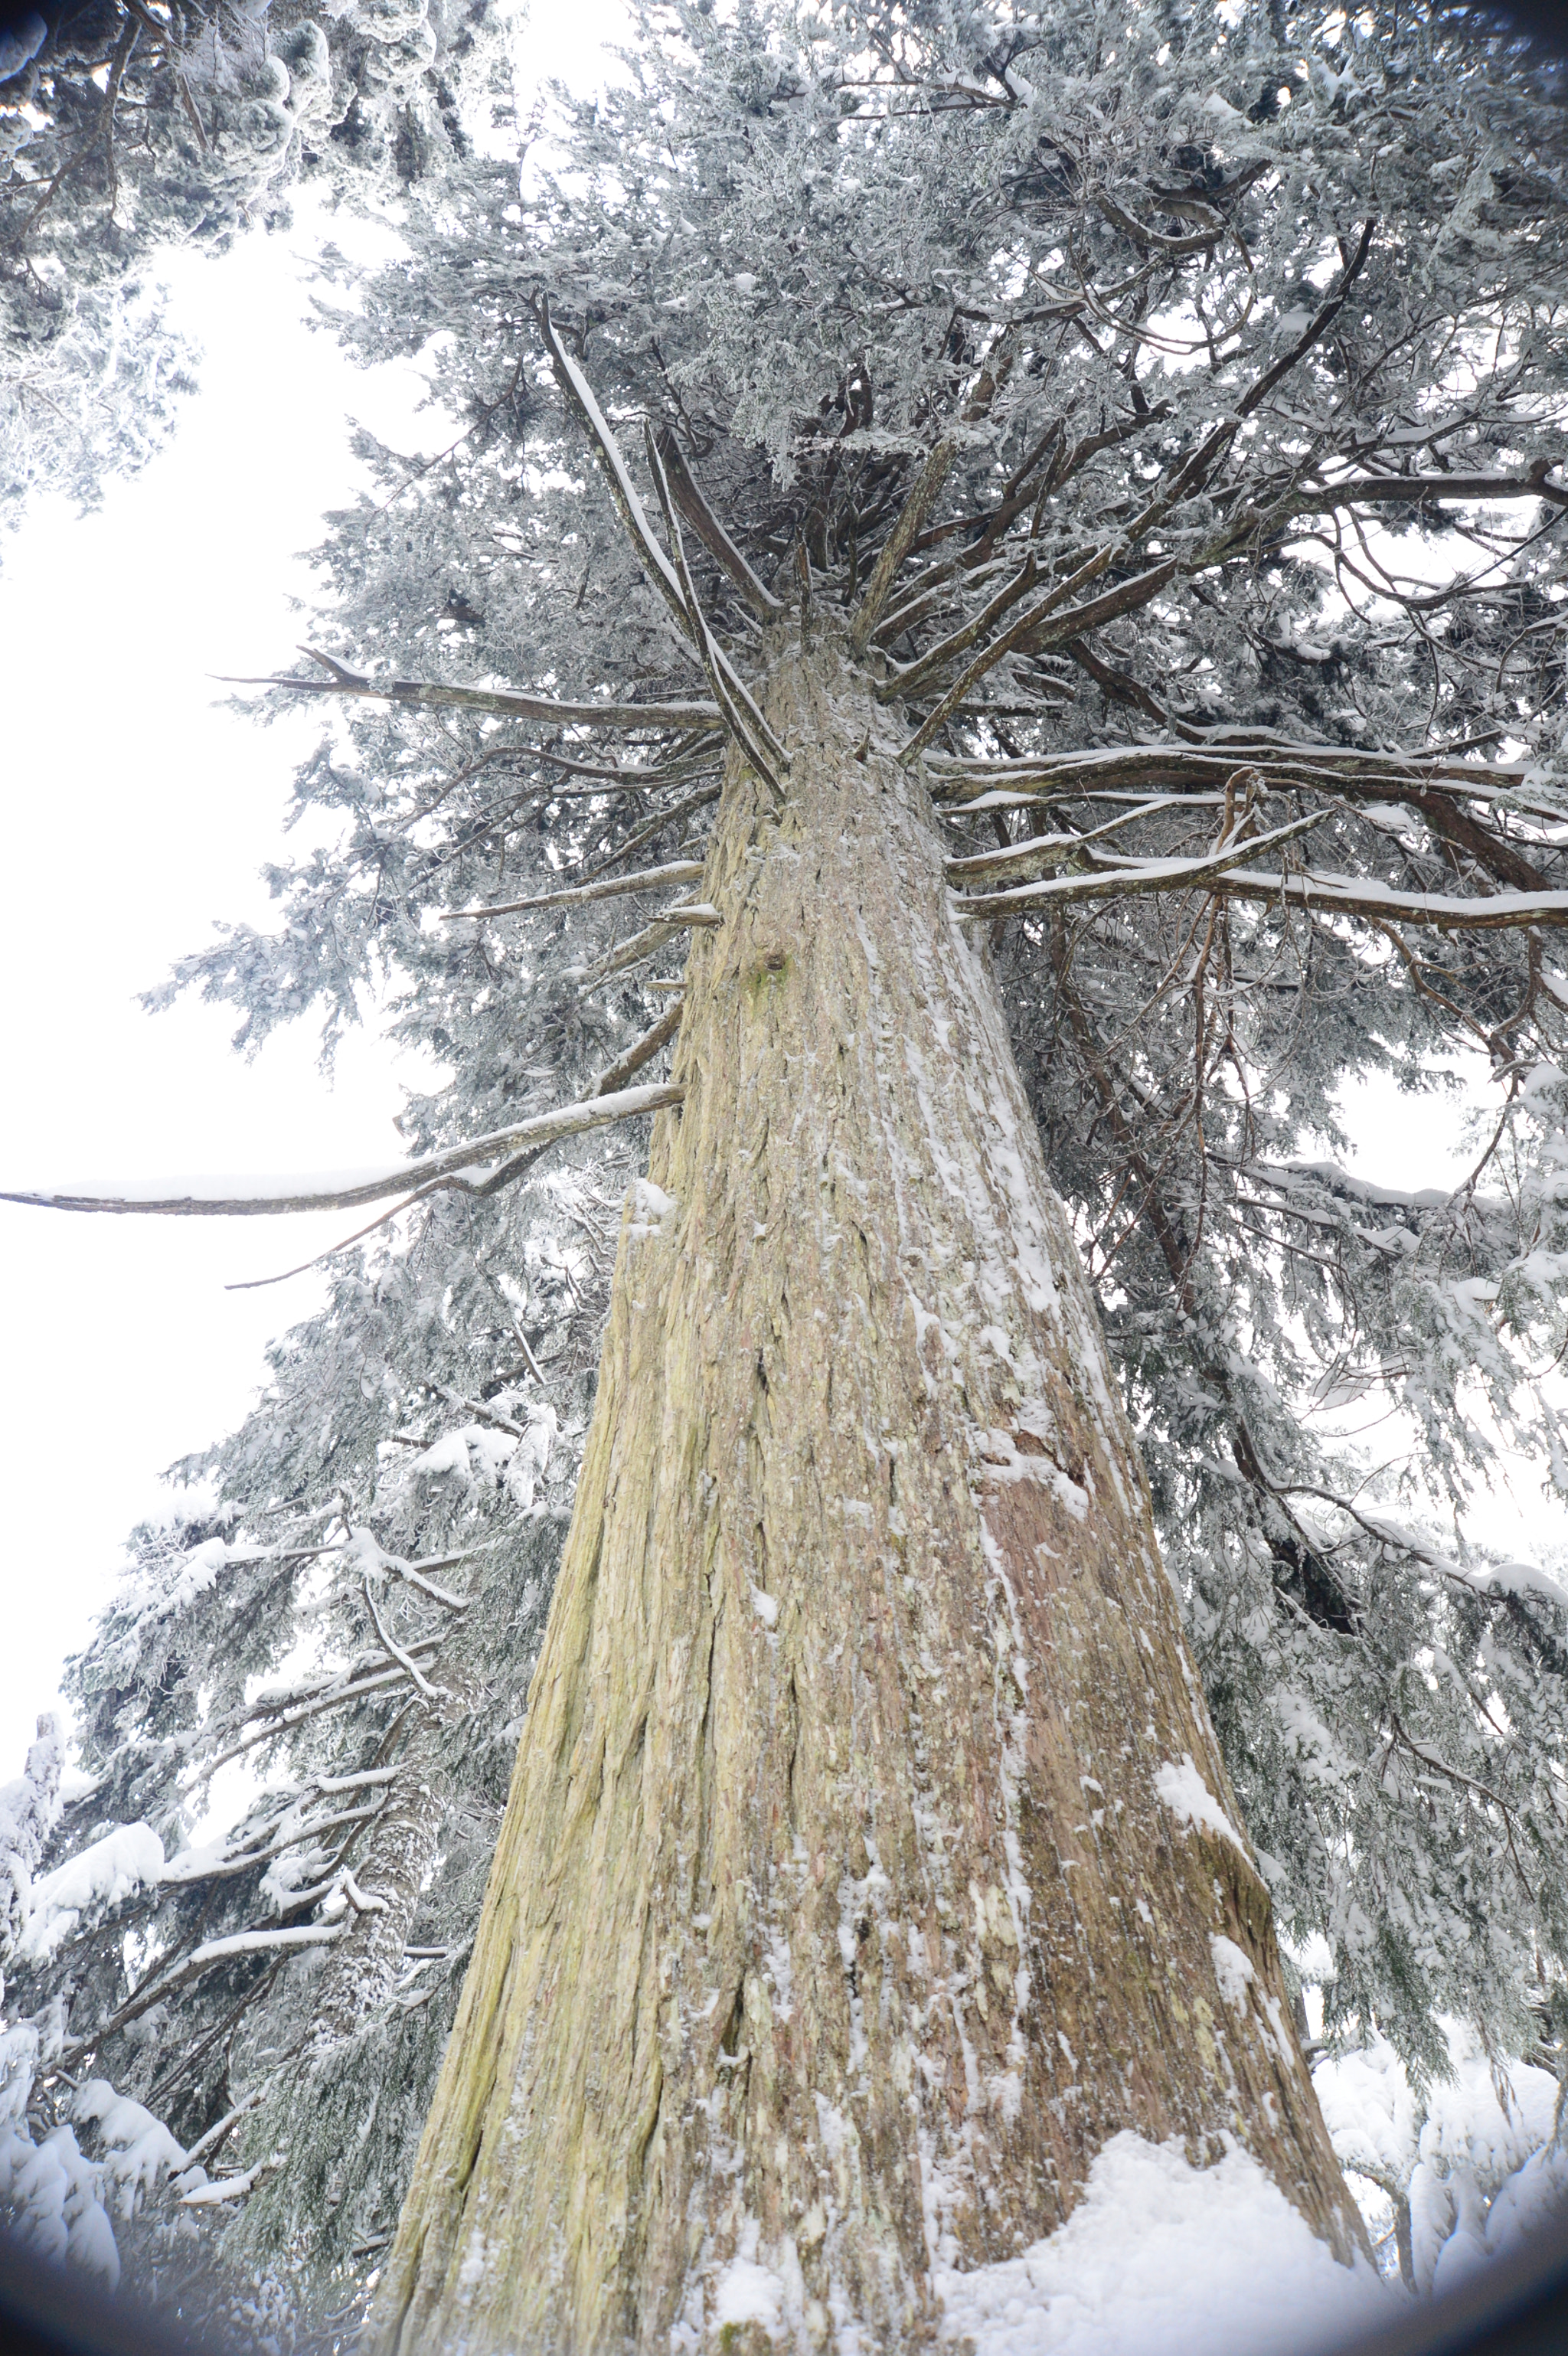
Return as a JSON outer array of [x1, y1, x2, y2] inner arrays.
[[1191, 869, 1568, 936], [439, 859, 706, 920], [955, 838, 1568, 933], [929, 740, 1556, 821], [224, 1002, 693, 1296], [946, 792, 1217, 886], [577, 908, 720, 997], [879, 551, 1041, 704], [226, 649, 720, 735], [593, 997, 685, 1095], [643, 425, 789, 793], [577, 782, 721, 881], [895, 227, 1378, 763], [359, 1544, 477, 1612], [536, 309, 789, 787], [2, 1081, 686, 1220], [1297, 468, 1568, 515], [539, 300, 695, 644], [897, 558, 1181, 760]]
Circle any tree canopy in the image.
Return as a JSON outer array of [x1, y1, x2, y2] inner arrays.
[[0, 0, 498, 524]]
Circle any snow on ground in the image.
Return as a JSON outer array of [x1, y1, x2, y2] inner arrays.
[[936, 2132, 1399, 2356]]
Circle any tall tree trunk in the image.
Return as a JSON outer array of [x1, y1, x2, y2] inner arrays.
[[371, 626, 1364, 2354]]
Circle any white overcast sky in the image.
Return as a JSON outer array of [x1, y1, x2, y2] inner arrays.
[[0, 0, 1559, 1776]]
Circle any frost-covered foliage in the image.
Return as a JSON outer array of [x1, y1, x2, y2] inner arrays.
[[0, 0, 504, 527], [11, 0, 1568, 2335], [0, 1198, 622, 2335], [0, 1713, 63, 1975], [1315, 2019, 1567, 2290]]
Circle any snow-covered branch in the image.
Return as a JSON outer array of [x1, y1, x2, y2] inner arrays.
[[540, 305, 788, 787], [360, 1582, 446, 1706], [188, 1652, 444, 1786], [61, 1925, 346, 2064], [2, 1081, 685, 1218], [643, 423, 789, 794], [929, 739, 1542, 813], [230, 645, 722, 734], [1295, 468, 1568, 516], [951, 821, 1568, 931], [537, 299, 697, 646], [949, 810, 1324, 915]]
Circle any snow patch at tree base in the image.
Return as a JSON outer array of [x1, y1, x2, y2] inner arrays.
[[935, 2132, 1399, 2355]]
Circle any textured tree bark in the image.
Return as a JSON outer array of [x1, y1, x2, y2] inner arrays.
[[371, 626, 1365, 2354]]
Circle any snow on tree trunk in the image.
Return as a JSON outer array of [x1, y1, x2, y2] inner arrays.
[[338, 629, 1362, 2349]]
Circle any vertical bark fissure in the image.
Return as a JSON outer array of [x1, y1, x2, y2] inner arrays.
[[372, 626, 1364, 2355]]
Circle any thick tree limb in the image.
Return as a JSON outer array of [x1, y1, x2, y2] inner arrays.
[[928, 739, 1534, 798], [929, 742, 1563, 830], [652, 426, 784, 620], [880, 551, 1041, 704], [592, 998, 685, 1096], [1201, 869, 1568, 934], [2, 1082, 685, 1219], [848, 438, 957, 652], [1299, 468, 1568, 514], [227, 1006, 694, 1294], [539, 300, 695, 644], [505, 747, 723, 789], [542, 309, 789, 792], [577, 907, 720, 997], [946, 793, 1217, 885], [644, 425, 789, 793], [955, 845, 1568, 931]]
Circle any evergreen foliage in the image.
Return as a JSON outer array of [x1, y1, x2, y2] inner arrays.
[[5, 0, 1568, 2336], [0, 0, 501, 525]]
